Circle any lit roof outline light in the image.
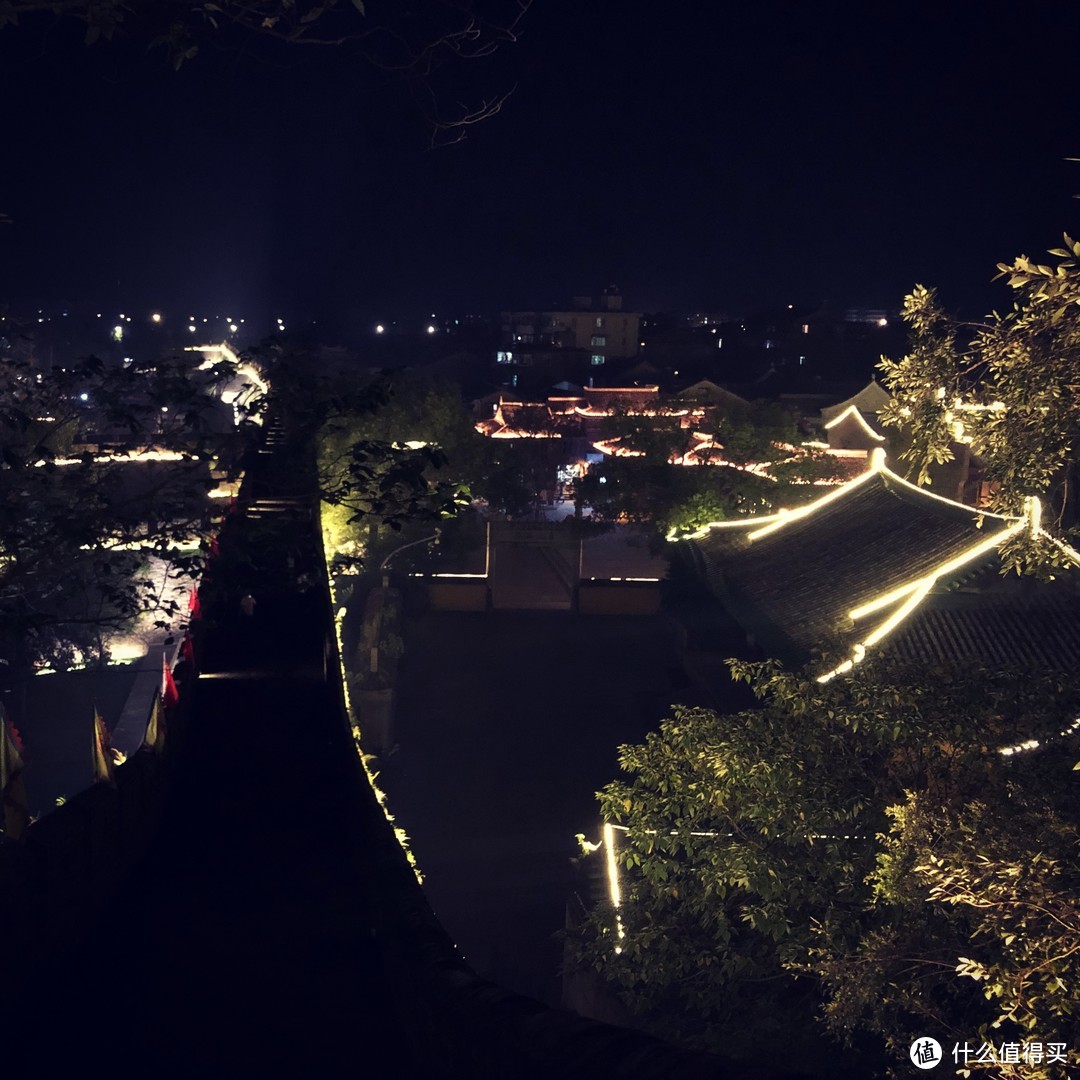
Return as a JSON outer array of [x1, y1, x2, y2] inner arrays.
[[602, 822, 626, 953], [822, 404, 886, 442], [666, 447, 1063, 682], [746, 447, 886, 541], [816, 506, 1032, 684]]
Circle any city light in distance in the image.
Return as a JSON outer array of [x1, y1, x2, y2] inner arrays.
[[375, 324, 385, 334], [151, 312, 162, 323], [427, 325, 436, 334]]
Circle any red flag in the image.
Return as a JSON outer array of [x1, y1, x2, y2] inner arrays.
[[209, 535, 220, 558], [188, 587, 202, 618], [162, 653, 180, 709], [180, 633, 195, 665], [0, 709, 29, 842], [92, 708, 115, 785]]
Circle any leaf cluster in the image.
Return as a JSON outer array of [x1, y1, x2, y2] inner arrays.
[[0, 349, 245, 673], [878, 242, 1080, 570], [571, 656, 1080, 1071]]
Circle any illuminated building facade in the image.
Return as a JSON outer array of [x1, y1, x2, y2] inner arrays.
[[497, 289, 642, 387]]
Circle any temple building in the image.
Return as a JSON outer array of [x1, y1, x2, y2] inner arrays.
[[677, 448, 1080, 683]]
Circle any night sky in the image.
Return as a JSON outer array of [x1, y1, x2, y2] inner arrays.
[[3, 0, 1080, 338]]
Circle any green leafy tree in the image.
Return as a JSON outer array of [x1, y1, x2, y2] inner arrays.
[[570, 657, 1080, 1075], [0, 349, 243, 680], [577, 398, 842, 534], [878, 241, 1080, 573], [312, 368, 474, 566]]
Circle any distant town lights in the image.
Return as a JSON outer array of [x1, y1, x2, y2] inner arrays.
[[151, 312, 162, 323], [427, 325, 436, 334], [375, 324, 385, 334]]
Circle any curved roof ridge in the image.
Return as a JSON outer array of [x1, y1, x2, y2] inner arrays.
[[878, 467, 1022, 523]]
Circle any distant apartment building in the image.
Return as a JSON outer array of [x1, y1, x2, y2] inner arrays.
[[498, 287, 641, 373]]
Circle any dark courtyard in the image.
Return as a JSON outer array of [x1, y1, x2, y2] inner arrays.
[[379, 596, 750, 1007]]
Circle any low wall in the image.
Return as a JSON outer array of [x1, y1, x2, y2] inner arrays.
[[427, 578, 490, 612], [578, 580, 662, 615]]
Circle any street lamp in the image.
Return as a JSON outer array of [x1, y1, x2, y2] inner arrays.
[[379, 530, 440, 587]]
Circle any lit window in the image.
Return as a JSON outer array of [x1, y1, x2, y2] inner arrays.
[[801, 323, 809, 334], [591, 335, 606, 347], [595, 317, 604, 329], [496, 351, 514, 364], [591, 354, 605, 366]]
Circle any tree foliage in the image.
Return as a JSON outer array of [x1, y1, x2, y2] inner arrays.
[[576, 399, 843, 534], [0, 348, 244, 674], [878, 240, 1080, 574], [571, 657, 1080, 1075], [313, 368, 475, 566]]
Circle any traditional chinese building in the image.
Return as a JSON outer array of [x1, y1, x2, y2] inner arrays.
[[678, 448, 1080, 681], [818, 377, 892, 452]]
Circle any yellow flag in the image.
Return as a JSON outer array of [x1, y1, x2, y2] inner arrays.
[[142, 695, 166, 755], [0, 711, 29, 842], [92, 708, 115, 785]]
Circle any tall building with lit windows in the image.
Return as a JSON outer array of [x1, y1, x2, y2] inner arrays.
[[497, 287, 642, 376]]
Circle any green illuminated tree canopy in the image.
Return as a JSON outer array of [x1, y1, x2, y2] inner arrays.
[[877, 240, 1080, 573], [570, 658, 1080, 1076]]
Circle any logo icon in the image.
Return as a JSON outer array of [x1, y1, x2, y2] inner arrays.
[[910, 1037, 943, 1069]]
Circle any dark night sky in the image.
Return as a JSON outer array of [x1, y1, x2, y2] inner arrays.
[[3, 0, 1080, 337]]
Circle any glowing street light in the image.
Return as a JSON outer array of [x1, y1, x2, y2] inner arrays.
[[375, 324, 385, 334], [151, 312, 162, 324], [427, 325, 436, 334]]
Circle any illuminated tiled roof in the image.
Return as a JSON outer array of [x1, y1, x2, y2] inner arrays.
[[820, 378, 892, 424], [692, 470, 1004, 661], [677, 449, 1080, 685], [889, 575, 1080, 671]]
